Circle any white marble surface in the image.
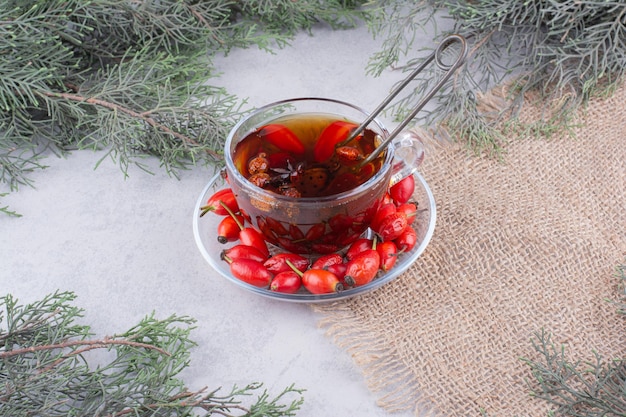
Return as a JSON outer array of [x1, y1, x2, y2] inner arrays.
[[1, 22, 444, 416]]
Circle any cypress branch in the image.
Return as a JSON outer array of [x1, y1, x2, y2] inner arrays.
[[364, 1, 626, 155], [522, 329, 626, 417], [520, 265, 626, 416], [0, 0, 368, 215], [0, 291, 305, 416], [5, 0, 623, 210]]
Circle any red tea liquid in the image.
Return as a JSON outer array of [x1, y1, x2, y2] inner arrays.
[[232, 113, 385, 198]]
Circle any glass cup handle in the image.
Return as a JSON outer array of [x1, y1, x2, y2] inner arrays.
[[389, 130, 425, 186]]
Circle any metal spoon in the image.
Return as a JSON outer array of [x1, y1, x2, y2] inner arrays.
[[338, 34, 468, 167]]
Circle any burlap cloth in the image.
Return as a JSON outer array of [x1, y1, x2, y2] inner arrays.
[[314, 83, 626, 416]]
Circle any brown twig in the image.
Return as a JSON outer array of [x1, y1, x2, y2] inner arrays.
[[0, 337, 171, 359], [0, 308, 63, 344], [186, 4, 226, 46], [38, 90, 222, 159], [452, 29, 496, 90], [97, 386, 251, 417]]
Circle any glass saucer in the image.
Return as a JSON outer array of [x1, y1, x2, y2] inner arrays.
[[192, 170, 436, 303]]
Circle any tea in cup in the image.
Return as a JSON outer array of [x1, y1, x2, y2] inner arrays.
[[224, 97, 423, 255]]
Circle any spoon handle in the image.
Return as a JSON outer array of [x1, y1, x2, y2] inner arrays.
[[341, 34, 468, 166]]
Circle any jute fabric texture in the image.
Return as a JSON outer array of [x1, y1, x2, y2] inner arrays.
[[314, 84, 626, 416]]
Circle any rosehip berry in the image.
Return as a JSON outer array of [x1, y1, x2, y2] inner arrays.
[[311, 253, 344, 269], [224, 257, 272, 288], [302, 269, 343, 294], [200, 188, 239, 217], [370, 203, 396, 232], [395, 226, 418, 252], [346, 238, 373, 261], [217, 215, 243, 244], [377, 240, 398, 272], [248, 172, 271, 188], [221, 245, 268, 263], [264, 253, 310, 274], [396, 202, 418, 224], [389, 175, 415, 205], [376, 212, 409, 241], [270, 271, 302, 294], [344, 249, 380, 287]]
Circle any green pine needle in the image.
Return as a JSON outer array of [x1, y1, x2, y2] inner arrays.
[[0, 291, 305, 416], [364, 1, 626, 154], [522, 329, 626, 417], [0, 0, 368, 214]]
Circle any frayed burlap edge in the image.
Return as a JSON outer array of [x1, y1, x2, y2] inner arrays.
[[315, 266, 443, 416], [314, 79, 626, 416]]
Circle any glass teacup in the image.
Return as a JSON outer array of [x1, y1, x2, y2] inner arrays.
[[224, 97, 423, 255]]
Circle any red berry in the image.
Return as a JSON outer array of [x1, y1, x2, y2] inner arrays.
[[311, 253, 344, 269], [326, 263, 348, 283], [389, 175, 415, 205], [264, 253, 309, 274], [313, 120, 358, 163], [221, 245, 268, 263], [265, 217, 289, 236], [395, 226, 418, 252], [377, 241, 398, 272], [200, 188, 239, 217], [376, 212, 409, 241], [226, 258, 272, 288], [370, 203, 396, 232], [305, 222, 327, 241], [345, 238, 373, 261], [270, 271, 302, 294], [257, 124, 305, 155], [310, 243, 341, 254], [217, 215, 243, 244], [289, 223, 305, 241], [344, 249, 380, 287], [239, 227, 270, 258], [396, 202, 418, 224], [302, 269, 344, 294]]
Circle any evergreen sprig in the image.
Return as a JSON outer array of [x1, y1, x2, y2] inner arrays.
[[521, 264, 626, 417], [522, 329, 626, 417], [0, 0, 367, 215], [364, 1, 626, 155], [0, 291, 305, 416]]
